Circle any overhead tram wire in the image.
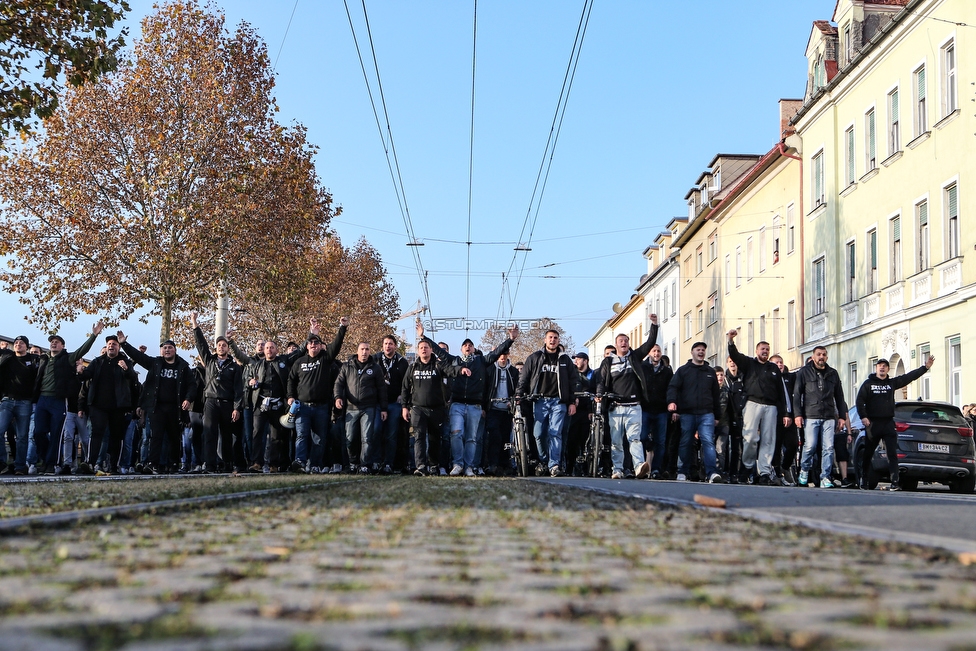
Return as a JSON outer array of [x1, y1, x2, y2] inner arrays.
[[273, 0, 301, 69], [499, 0, 595, 322], [343, 0, 434, 321], [465, 0, 478, 333]]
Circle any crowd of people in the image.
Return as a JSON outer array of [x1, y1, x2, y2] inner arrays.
[[0, 313, 937, 491]]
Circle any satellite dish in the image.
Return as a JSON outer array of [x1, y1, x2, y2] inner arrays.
[[612, 302, 623, 314]]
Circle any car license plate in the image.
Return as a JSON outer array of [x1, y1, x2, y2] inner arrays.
[[918, 443, 950, 453]]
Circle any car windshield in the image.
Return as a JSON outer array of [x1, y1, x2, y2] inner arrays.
[[894, 404, 969, 426]]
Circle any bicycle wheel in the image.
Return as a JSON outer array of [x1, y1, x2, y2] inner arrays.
[[516, 421, 530, 478], [589, 421, 601, 478]]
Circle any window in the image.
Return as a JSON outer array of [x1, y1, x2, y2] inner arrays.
[[696, 304, 704, 333], [887, 88, 899, 154], [708, 231, 717, 263], [759, 314, 766, 343], [813, 257, 826, 315], [914, 65, 927, 136], [713, 169, 721, 192], [688, 199, 695, 222], [867, 229, 878, 293], [662, 289, 669, 322], [683, 256, 692, 284], [848, 362, 858, 401], [747, 321, 754, 352], [942, 40, 957, 116], [916, 200, 929, 271], [787, 204, 796, 253], [708, 293, 718, 325], [747, 237, 754, 281], [772, 215, 781, 264], [845, 126, 856, 186], [670, 281, 676, 315], [917, 344, 931, 400], [890, 215, 902, 283], [787, 300, 797, 349], [724, 255, 731, 295], [865, 109, 876, 171], [948, 335, 961, 406], [735, 246, 742, 287], [844, 23, 853, 65], [695, 245, 703, 275], [946, 183, 959, 258], [812, 151, 825, 207], [771, 308, 779, 353], [759, 227, 766, 272], [846, 240, 856, 302], [684, 312, 692, 340]]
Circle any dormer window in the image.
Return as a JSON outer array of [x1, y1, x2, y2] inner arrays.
[[713, 169, 721, 193]]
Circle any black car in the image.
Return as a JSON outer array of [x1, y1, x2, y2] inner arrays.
[[850, 401, 976, 493]]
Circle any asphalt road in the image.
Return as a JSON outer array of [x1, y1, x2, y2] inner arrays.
[[536, 476, 976, 553]]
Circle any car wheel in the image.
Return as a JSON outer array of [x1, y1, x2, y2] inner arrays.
[[949, 475, 976, 494]]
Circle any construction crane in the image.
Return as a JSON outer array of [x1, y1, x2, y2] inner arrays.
[[395, 300, 428, 354]]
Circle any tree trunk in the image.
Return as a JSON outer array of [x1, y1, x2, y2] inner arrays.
[[160, 295, 173, 344]]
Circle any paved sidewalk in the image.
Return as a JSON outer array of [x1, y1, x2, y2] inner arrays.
[[1, 477, 975, 650]]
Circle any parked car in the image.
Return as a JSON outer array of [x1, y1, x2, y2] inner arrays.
[[850, 401, 976, 493]]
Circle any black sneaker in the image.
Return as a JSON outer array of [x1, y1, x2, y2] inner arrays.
[[0, 461, 8, 475], [840, 477, 854, 488], [288, 460, 303, 473], [55, 464, 72, 476], [888, 481, 902, 491], [757, 474, 771, 486], [76, 462, 94, 476]]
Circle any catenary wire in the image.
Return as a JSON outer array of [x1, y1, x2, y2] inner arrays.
[[465, 0, 478, 330], [273, 0, 301, 69]]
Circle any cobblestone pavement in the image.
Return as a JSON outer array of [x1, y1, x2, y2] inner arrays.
[[1, 476, 975, 650]]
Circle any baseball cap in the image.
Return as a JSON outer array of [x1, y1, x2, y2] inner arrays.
[[876, 358, 890, 366], [573, 351, 589, 360], [48, 334, 65, 345]]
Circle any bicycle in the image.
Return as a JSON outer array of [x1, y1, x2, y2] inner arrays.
[[506, 396, 535, 477], [576, 392, 624, 478]]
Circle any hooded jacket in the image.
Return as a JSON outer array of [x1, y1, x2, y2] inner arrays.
[[287, 326, 347, 404], [401, 345, 462, 410], [793, 360, 848, 420], [855, 365, 928, 419], [423, 335, 514, 405], [666, 360, 721, 417], [334, 355, 387, 410], [193, 327, 244, 411], [727, 341, 787, 412], [517, 347, 581, 404]]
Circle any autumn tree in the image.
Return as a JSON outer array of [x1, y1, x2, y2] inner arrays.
[[0, 0, 130, 137], [480, 317, 575, 364], [216, 235, 400, 360], [0, 0, 335, 341]]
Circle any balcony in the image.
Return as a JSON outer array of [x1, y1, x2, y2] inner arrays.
[[910, 269, 932, 306], [842, 303, 858, 331], [862, 293, 880, 324], [939, 258, 962, 297], [807, 312, 828, 340], [884, 282, 904, 314]]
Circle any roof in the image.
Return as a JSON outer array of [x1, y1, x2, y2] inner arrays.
[[813, 20, 838, 35]]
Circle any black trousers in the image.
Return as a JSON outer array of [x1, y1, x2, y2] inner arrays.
[[88, 406, 129, 471], [148, 404, 183, 468], [204, 399, 243, 470], [861, 417, 900, 483], [410, 406, 444, 470], [254, 406, 287, 469], [485, 408, 514, 472], [773, 421, 800, 473]]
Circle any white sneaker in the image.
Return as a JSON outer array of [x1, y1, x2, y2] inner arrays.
[[798, 470, 809, 486], [331, 464, 342, 474], [676, 473, 687, 482], [820, 477, 834, 488], [635, 461, 650, 479], [709, 473, 726, 484], [449, 465, 463, 476], [27, 464, 37, 476], [439, 467, 447, 476], [611, 470, 624, 479], [464, 467, 474, 477]]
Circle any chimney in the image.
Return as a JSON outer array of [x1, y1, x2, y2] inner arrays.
[[779, 99, 803, 139]]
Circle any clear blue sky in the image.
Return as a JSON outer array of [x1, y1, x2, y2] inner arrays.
[[0, 0, 830, 355]]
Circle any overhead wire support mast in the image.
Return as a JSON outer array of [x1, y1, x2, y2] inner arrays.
[[501, 0, 595, 321], [344, 0, 434, 326], [465, 0, 478, 334]]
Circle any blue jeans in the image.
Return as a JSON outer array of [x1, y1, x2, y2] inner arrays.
[[296, 402, 330, 467], [609, 404, 644, 473], [63, 413, 88, 468], [643, 410, 669, 473], [450, 402, 482, 469], [33, 395, 68, 468], [533, 398, 567, 470], [0, 399, 32, 470], [345, 408, 377, 467], [374, 402, 401, 467], [678, 413, 717, 478], [800, 418, 836, 481]]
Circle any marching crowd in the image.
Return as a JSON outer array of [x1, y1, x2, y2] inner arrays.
[[0, 312, 936, 491]]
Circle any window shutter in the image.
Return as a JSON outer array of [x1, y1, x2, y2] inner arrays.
[[870, 232, 877, 267], [891, 91, 899, 121], [868, 112, 876, 151], [918, 201, 928, 226], [892, 217, 901, 240], [948, 185, 958, 218], [847, 130, 855, 175], [918, 67, 926, 99]]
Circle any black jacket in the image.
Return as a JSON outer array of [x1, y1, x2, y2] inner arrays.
[[121, 341, 197, 411], [594, 326, 659, 401], [517, 348, 581, 404], [193, 327, 244, 411], [666, 360, 721, 418], [34, 332, 98, 401], [230, 340, 304, 406], [856, 366, 928, 419], [424, 336, 514, 404], [373, 351, 409, 405], [725, 370, 747, 421], [285, 325, 347, 404], [641, 358, 673, 413], [79, 353, 138, 410], [0, 350, 41, 401], [401, 346, 461, 410], [793, 361, 848, 420], [334, 355, 387, 410], [727, 341, 787, 412]]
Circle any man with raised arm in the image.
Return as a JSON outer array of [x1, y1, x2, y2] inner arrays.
[[287, 317, 348, 473], [597, 314, 659, 479], [727, 330, 790, 485], [78, 333, 137, 475], [31, 321, 103, 474], [516, 328, 581, 477], [118, 331, 197, 474], [191, 312, 244, 473]]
